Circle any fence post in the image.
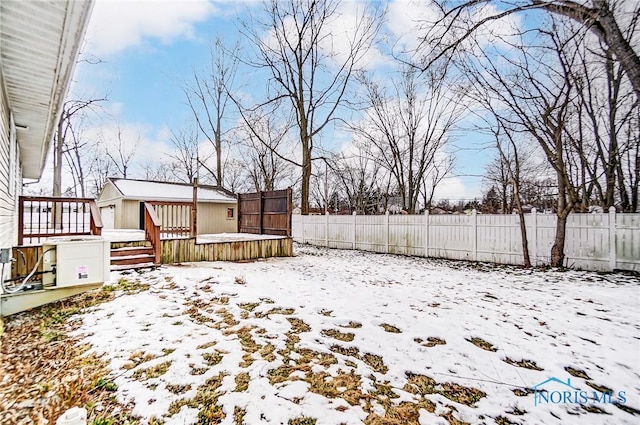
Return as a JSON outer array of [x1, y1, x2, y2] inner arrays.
[[609, 206, 616, 271], [236, 193, 241, 233], [531, 208, 537, 266], [191, 178, 198, 238], [424, 209, 429, 258], [300, 215, 305, 244], [325, 211, 329, 247], [472, 209, 478, 261], [385, 210, 390, 253], [258, 191, 264, 235], [352, 211, 357, 249]]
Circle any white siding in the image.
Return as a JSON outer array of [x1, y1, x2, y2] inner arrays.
[[0, 80, 20, 252]]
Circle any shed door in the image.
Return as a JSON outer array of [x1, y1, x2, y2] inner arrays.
[[101, 206, 115, 229], [139, 202, 145, 230]]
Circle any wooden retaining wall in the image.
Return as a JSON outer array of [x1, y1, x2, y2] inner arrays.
[[160, 237, 293, 264]]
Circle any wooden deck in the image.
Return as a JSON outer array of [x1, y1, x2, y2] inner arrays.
[[10, 235, 293, 279], [160, 236, 293, 264]]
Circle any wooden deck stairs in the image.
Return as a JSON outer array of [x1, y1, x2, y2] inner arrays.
[[109, 203, 162, 271], [110, 240, 157, 270]]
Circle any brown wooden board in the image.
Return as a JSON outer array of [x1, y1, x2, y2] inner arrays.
[[159, 237, 293, 264], [238, 188, 292, 236], [11, 245, 43, 280]]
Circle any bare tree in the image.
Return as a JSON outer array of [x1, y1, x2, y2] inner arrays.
[[103, 124, 139, 179], [421, 0, 640, 99], [139, 161, 173, 183], [567, 16, 640, 211], [422, 155, 454, 212], [310, 161, 341, 213], [221, 157, 252, 194], [331, 149, 389, 214], [460, 21, 594, 267], [496, 126, 534, 267], [236, 108, 295, 192], [484, 153, 512, 214], [353, 64, 465, 213], [52, 97, 106, 196], [184, 37, 239, 187], [62, 122, 90, 197], [164, 126, 214, 184], [87, 149, 114, 197], [237, 0, 381, 214]]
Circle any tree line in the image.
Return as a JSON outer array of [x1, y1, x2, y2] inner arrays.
[[48, 0, 638, 267]]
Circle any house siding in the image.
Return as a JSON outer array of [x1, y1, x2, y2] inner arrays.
[[0, 77, 20, 253], [199, 203, 237, 234], [96, 181, 121, 205], [121, 200, 141, 229]]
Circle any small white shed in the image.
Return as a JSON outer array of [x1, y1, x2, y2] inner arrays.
[[97, 178, 237, 234]]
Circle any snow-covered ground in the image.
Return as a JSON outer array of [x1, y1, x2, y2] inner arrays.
[[74, 245, 640, 425]]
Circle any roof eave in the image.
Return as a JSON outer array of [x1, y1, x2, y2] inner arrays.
[[2, 1, 95, 179]]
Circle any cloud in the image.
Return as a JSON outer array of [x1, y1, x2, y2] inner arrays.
[[386, 0, 521, 61], [320, 1, 386, 70], [432, 176, 471, 201], [386, 0, 441, 52], [85, 0, 219, 57], [259, 1, 385, 73]]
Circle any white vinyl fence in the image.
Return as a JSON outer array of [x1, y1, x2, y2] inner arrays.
[[292, 208, 640, 272]]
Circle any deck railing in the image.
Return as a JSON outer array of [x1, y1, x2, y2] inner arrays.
[[18, 196, 103, 245], [148, 201, 194, 239], [144, 202, 161, 264]]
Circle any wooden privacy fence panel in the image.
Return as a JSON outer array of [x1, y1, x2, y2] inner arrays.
[[238, 188, 292, 236], [292, 208, 640, 272], [19, 196, 102, 245]]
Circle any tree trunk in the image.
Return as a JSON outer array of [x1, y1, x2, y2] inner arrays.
[[550, 212, 568, 267], [512, 180, 531, 268], [53, 115, 64, 197], [551, 172, 570, 267], [216, 115, 222, 186], [301, 142, 311, 215]]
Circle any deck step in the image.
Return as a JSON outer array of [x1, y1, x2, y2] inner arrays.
[[111, 246, 154, 257], [110, 262, 156, 272], [110, 240, 151, 249], [111, 253, 156, 265]]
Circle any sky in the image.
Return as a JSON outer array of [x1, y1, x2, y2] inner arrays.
[[50, 0, 506, 202]]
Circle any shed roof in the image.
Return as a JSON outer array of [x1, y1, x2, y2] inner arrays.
[[108, 178, 236, 203], [0, 0, 94, 179]]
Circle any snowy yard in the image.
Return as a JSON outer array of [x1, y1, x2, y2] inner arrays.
[[72, 245, 638, 424]]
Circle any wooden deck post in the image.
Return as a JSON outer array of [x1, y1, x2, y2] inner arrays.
[[18, 196, 25, 245]]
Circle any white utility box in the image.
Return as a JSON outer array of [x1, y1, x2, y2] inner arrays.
[[42, 236, 110, 288]]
